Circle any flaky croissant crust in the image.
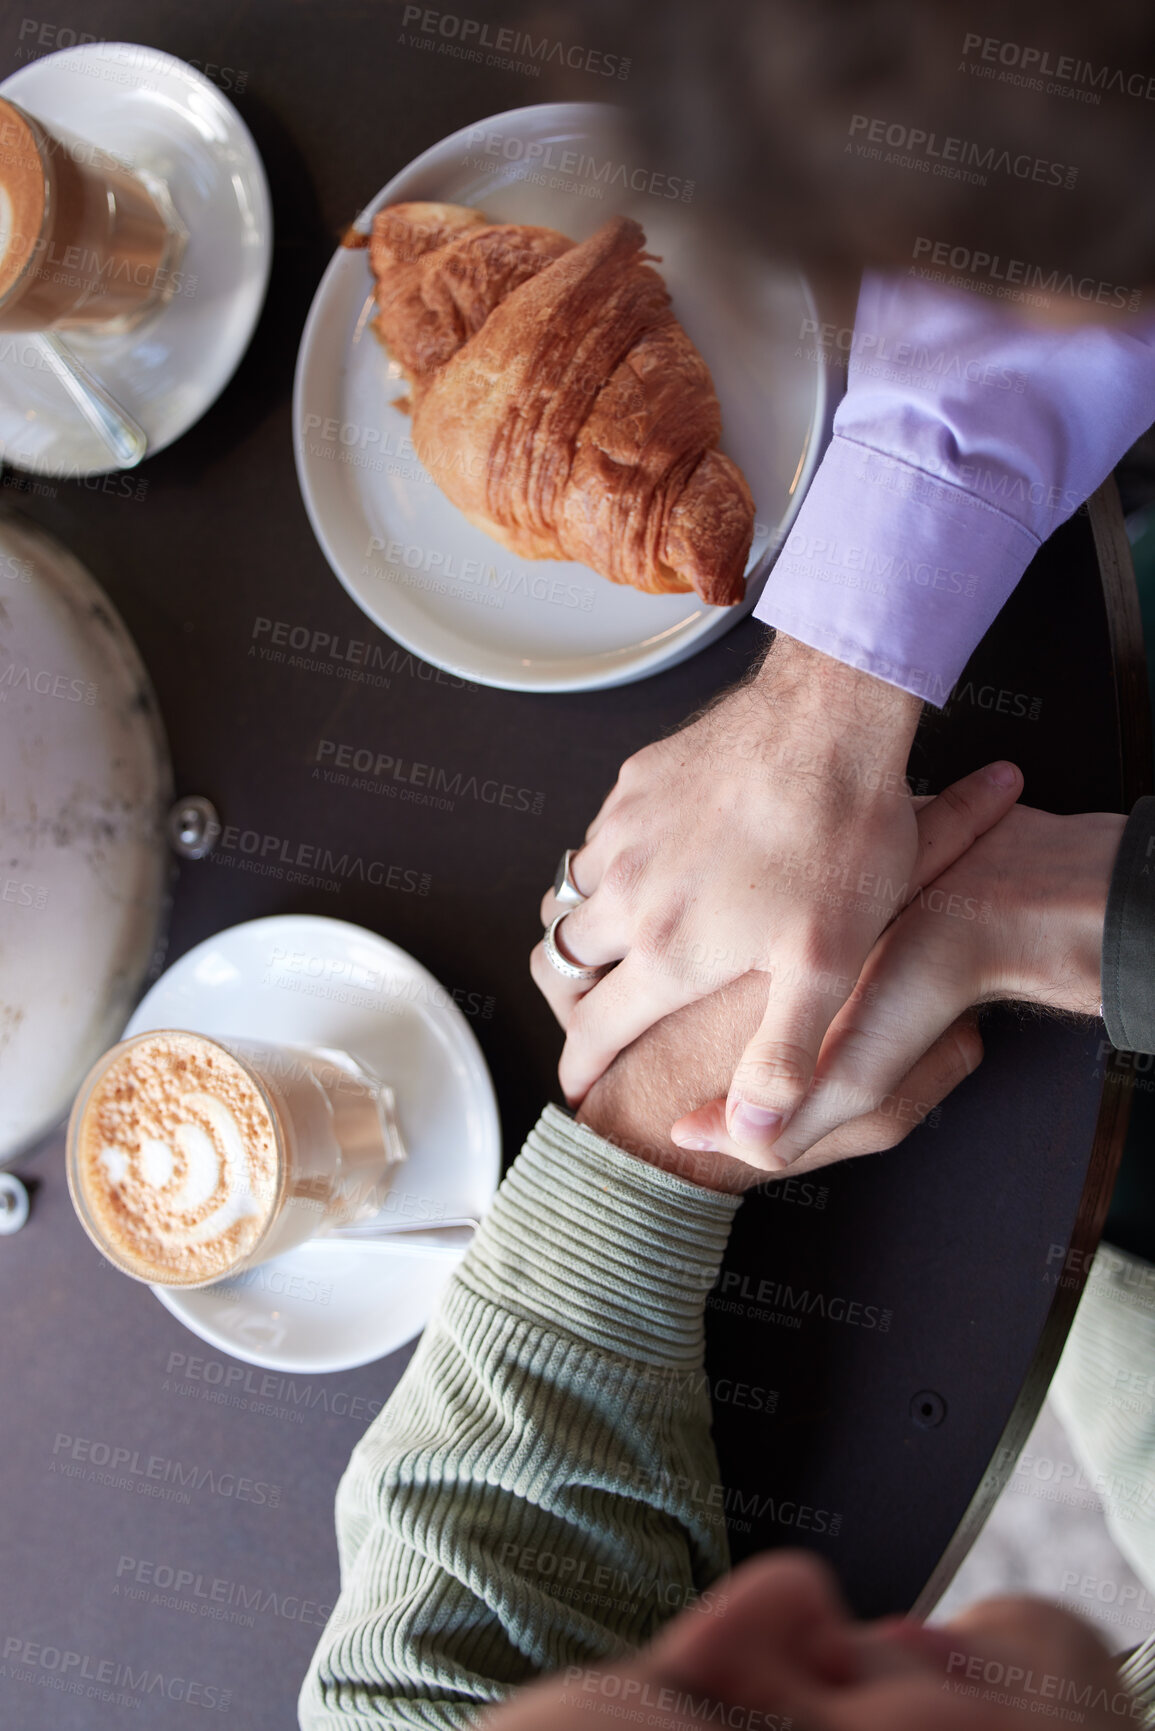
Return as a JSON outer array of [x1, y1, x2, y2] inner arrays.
[[367, 201, 754, 606]]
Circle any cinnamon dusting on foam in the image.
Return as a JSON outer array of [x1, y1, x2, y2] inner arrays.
[[75, 1032, 280, 1285]]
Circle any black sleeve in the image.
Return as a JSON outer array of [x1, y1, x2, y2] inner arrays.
[[1102, 795, 1155, 1054]]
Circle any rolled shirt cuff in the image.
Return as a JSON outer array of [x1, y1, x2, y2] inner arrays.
[[754, 434, 1040, 705], [457, 1104, 742, 1369], [1102, 797, 1155, 1054]]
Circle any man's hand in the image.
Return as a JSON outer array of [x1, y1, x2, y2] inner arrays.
[[534, 634, 1014, 1162], [671, 801, 1125, 1165]]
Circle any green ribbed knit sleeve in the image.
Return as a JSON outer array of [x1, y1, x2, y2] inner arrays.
[[298, 1105, 741, 1730]]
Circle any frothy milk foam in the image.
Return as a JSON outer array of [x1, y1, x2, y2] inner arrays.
[[74, 1031, 282, 1285]]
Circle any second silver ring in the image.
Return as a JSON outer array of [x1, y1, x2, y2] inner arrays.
[[543, 913, 606, 983]]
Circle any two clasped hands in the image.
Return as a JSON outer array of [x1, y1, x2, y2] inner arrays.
[[300, 616, 1146, 1730], [531, 631, 1123, 1179]]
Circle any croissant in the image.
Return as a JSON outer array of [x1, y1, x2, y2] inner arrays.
[[363, 201, 754, 606]]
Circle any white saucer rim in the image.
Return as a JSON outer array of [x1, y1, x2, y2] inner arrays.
[[147, 1256, 449, 1377], [348, 97, 622, 233], [0, 40, 273, 477]]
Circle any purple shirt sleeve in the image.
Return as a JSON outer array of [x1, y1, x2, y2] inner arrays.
[[753, 273, 1155, 704]]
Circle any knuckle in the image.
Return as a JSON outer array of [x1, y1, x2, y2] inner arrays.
[[631, 900, 690, 967], [615, 749, 649, 791], [793, 926, 847, 976], [829, 1021, 900, 1083], [738, 1041, 813, 1098], [935, 780, 977, 833], [600, 844, 652, 905], [811, 1069, 873, 1122]]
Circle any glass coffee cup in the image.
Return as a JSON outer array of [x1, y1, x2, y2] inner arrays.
[[0, 94, 185, 333], [66, 1029, 407, 1290]]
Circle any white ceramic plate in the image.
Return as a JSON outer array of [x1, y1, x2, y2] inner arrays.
[[294, 101, 827, 692], [0, 42, 272, 476], [122, 915, 502, 1373]]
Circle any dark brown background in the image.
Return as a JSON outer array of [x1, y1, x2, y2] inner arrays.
[[0, 4, 1147, 1726]]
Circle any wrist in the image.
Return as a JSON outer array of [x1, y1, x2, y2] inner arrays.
[[988, 812, 1124, 1013], [754, 633, 922, 771], [577, 1089, 760, 1196], [1050, 813, 1126, 1013]]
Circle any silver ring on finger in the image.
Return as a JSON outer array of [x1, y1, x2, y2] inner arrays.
[[543, 913, 606, 982], [553, 848, 587, 908]]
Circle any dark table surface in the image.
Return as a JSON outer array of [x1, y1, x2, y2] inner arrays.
[[0, 4, 1150, 1728]]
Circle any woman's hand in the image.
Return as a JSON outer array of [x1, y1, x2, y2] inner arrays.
[[576, 969, 985, 1192], [671, 801, 1126, 1167]]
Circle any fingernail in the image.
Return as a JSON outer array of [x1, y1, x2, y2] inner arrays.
[[986, 761, 1018, 788], [671, 1133, 717, 1152], [731, 1101, 785, 1143]]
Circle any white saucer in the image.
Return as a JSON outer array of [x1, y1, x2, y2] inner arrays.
[[122, 915, 502, 1373], [0, 43, 272, 477], [294, 101, 827, 692]]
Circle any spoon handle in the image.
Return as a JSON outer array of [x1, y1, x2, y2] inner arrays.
[[328, 1219, 478, 1255], [330, 1236, 471, 1259], [36, 332, 148, 468], [333, 1215, 479, 1239]]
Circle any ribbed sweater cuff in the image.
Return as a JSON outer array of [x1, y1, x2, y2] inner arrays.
[[458, 1105, 741, 1368], [1120, 1636, 1155, 1726]]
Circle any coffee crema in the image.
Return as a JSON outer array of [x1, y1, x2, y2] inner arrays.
[[71, 1031, 282, 1286]]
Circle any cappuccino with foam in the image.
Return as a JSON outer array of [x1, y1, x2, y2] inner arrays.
[[68, 1030, 404, 1288]]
